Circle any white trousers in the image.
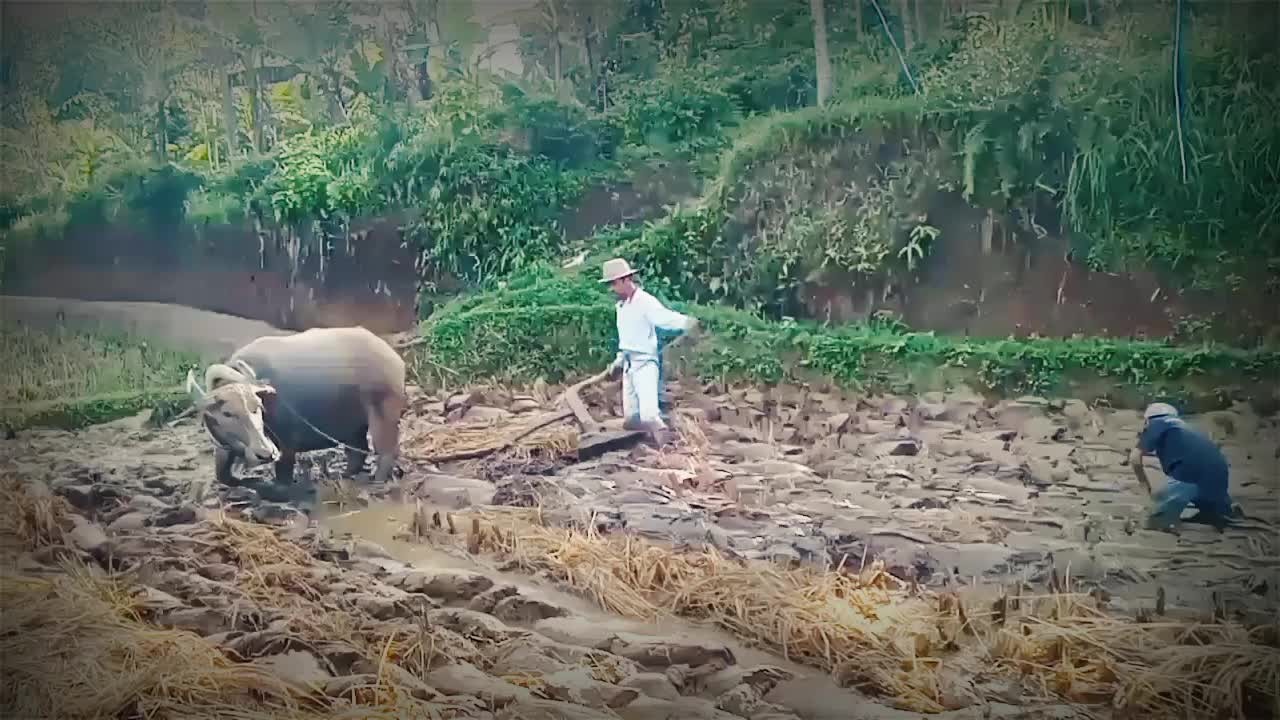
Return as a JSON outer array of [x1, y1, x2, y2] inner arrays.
[[621, 354, 665, 428]]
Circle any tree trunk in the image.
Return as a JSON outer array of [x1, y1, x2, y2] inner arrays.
[[249, 2, 264, 153], [154, 99, 168, 162], [380, 13, 404, 102], [548, 0, 566, 100], [553, 35, 564, 100], [205, 85, 220, 170], [415, 61, 433, 100], [250, 0, 268, 152], [899, 0, 913, 51], [250, 50, 264, 153], [913, 0, 925, 43], [324, 69, 346, 123], [583, 12, 600, 108], [854, 0, 864, 40], [810, 0, 833, 107], [429, 1, 442, 53], [222, 68, 238, 160], [402, 0, 433, 101]]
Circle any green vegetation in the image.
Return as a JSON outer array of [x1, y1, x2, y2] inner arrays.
[[0, 326, 203, 431], [2, 0, 1277, 417], [6, 1, 1277, 295], [415, 265, 1280, 411]]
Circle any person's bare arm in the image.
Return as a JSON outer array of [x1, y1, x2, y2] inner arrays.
[[1129, 446, 1153, 496]]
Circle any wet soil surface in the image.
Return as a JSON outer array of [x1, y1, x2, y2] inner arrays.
[[0, 420, 1062, 720], [400, 381, 1280, 618], [3, 302, 1277, 718], [2, 381, 1280, 650]]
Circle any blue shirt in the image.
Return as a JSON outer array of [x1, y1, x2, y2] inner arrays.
[[1139, 416, 1229, 491]]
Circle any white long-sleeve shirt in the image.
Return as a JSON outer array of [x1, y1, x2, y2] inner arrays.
[[615, 288, 693, 357]]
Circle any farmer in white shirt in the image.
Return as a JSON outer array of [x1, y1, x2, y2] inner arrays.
[[600, 258, 700, 434]]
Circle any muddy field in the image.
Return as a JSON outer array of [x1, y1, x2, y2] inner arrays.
[[2, 301, 1278, 718]]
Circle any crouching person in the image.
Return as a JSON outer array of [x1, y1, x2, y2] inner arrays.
[[600, 258, 699, 437], [1130, 402, 1236, 532]]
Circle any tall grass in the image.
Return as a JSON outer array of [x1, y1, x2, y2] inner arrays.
[[0, 326, 200, 406]]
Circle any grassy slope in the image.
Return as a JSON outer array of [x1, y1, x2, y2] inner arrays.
[[3, 275, 1274, 434], [1, 326, 205, 431], [415, 267, 1280, 412], [408, 95, 1279, 410]]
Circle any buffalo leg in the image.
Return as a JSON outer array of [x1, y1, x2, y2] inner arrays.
[[344, 426, 370, 478], [214, 446, 236, 485], [274, 449, 297, 485], [367, 394, 405, 485]]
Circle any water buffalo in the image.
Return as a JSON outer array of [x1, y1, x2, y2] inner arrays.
[[186, 326, 408, 486]]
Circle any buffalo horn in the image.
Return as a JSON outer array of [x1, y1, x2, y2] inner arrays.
[[205, 363, 249, 390], [185, 368, 207, 403]]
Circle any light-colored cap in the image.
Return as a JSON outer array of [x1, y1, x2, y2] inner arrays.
[[600, 258, 639, 284], [1143, 402, 1179, 420]]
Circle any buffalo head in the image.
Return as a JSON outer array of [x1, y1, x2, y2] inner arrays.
[[187, 360, 281, 467]]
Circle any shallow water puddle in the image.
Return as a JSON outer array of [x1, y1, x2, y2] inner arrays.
[[316, 498, 892, 720]]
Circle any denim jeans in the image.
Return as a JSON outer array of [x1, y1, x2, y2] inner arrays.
[[655, 329, 681, 417], [1148, 478, 1233, 530]]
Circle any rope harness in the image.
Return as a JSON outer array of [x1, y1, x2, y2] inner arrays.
[[196, 361, 373, 458]]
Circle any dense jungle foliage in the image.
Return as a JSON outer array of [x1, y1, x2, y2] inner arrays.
[[5, 0, 1278, 291], [2, 0, 1279, 402]]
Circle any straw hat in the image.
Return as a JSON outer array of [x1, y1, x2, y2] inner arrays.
[[1143, 402, 1179, 420], [599, 258, 639, 283]]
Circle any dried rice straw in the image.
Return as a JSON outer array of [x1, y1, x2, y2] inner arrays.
[[459, 508, 1280, 717], [402, 414, 579, 463]]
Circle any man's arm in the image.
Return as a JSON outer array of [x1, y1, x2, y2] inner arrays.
[[1129, 420, 1163, 496], [642, 294, 697, 333], [1129, 446, 1153, 496]]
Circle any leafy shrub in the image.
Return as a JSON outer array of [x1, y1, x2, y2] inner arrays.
[[502, 85, 622, 167], [0, 194, 25, 232], [608, 64, 742, 158], [420, 265, 1280, 405], [117, 164, 204, 228], [261, 123, 381, 224], [64, 189, 113, 230], [186, 190, 247, 226], [58, 162, 204, 231], [391, 136, 584, 285], [721, 51, 815, 115], [210, 156, 276, 213], [922, 16, 1280, 288], [236, 99, 593, 285], [613, 98, 937, 316]]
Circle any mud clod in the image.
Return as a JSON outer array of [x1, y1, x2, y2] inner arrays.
[[4, 374, 1279, 720]]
